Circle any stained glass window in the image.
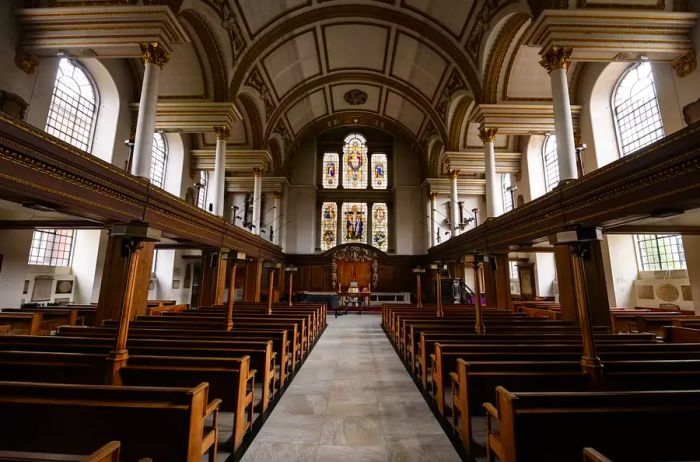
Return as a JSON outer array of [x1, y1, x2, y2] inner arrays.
[[543, 135, 559, 192], [341, 202, 368, 244], [45, 58, 97, 152], [371, 203, 389, 251], [614, 62, 665, 156], [342, 133, 368, 189], [320, 202, 338, 251], [371, 153, 388, 189], [322, 152, 339, 189], [150, 133, 168, 188], [28, 229, 74, 266]]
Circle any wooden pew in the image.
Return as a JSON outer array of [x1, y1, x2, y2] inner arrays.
[[664, 325, 700, 343], [0, 381, 220, 462], [484, 387, 700, 462], [146, 303, 189, 316], [57, 326, 293, 386], [0, 312, 42, 335], [0, 349, 251, 452], [0, 441, 120, 462]]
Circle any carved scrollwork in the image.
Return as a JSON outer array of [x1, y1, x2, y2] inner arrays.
[[328, 244, 382, 289]]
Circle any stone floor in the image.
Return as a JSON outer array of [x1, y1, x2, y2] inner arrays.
[[240, 314, 462, 462]]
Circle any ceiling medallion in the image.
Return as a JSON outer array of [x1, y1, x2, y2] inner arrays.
[[344, 89, 368, 106]]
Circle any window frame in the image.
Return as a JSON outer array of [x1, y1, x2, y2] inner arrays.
[[542, 135, 559, 193], [634, 234, 687, 272], [150, 132, 168, 189], [28, 229, 75, 267], [502, 174, 514, 213], [197, 170, 208, 210], [45, 58, 100, 153], [611, 62, 665, 158]]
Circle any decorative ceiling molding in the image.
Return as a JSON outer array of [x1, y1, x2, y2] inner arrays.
[[262, 72, 449, 145], [228, 5, 483, 106], [179, 9, 227, 101], [129, 101, 240, 132], [525, 9, 698, 62], [237, 94, 264, 149], [423, 177, 486, 195], [16, 5, 189, 57], [443, 150, 521, 175], [482, 13, 531, 104], [190, 149, 271, 172], [473, 103, 582, 134]]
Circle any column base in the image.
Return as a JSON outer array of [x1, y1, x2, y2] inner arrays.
[[581, 356, 604, 386], [105, 350, 129, 385], [474, 323, 486, 334]]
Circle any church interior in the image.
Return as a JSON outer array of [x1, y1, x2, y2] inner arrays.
[[1, 0, 700, 461]]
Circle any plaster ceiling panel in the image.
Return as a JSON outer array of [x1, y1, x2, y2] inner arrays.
[[235, 0, 310, 37], [384, 91, 425, 135], [506, 46, 552, 100], [402, 0, 474, 38], [330, 84, 382, 113], [262, 30, 321, 98], [158, 43, 205, 97], [390, 32, 448, 100], [229, 119, 248, 145], [286, 89, 328, 133], [323, 23, 389, 72]]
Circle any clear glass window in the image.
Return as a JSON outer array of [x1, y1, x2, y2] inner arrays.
[[150, 133, 168, 188], [635, 234, 686, 271], [542, 136, 559, 193], [28, 229, 74, 266], [502, 174, 514, 212]]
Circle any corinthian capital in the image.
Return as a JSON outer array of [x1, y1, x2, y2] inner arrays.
[[140, 42, 170, 68], [539, 47, 572, 74], [478, 127, 498, 143], [214, 126, 230, 140]]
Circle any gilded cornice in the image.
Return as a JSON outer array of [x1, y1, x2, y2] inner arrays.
[[672, 49, 696, 77], [482, 14, 530, 104]]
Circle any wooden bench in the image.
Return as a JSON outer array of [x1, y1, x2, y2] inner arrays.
[[0, 441, 120, 462], [0, 381, 220, 462], [583, 447, 614, 462], [146, 303, 189, 316], [0, 313, 42, 335], [485, 387, 700, 462], [0, 349, 251, 451]]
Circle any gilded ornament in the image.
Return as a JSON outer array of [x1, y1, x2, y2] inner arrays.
[[343, 89, 368, 106], [539, 47, 573, 73], [478, 127, 498, 143], [214, 126, 230, 140], [672, 50, 696, 78], [15, 49, 39, 75], [448, 169, 461, 179], [140, 42, 170, 68]]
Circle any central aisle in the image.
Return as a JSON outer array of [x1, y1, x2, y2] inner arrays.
[[241, 314, 461, 462]]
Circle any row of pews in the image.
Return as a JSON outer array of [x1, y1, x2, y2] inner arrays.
[[0, 301, 326, 461], [382, 304, 700, 462]]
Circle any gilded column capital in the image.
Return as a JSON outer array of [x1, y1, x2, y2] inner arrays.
[[252, 167, 264, 176], [214, 126, 230, 140], [672, 50, 696, 78], [140, 42, 170, 68], [448, 169, 461, 179], [478, 127, 498, 143], [15, 49, 38, 74], [539, 47, 573, 74], [429, 192, 439, 200]]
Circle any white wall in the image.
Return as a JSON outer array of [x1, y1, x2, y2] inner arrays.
[[602, 234, 638, 308], [535, 253, 556, 298], [682, 235, 700, 314], [0, 230, 34, 307], [70, 229, 103, 304]]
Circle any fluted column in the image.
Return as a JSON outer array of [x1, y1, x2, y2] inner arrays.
[[212, 126, 229, 216], [449, 170, 460, 238], [540, 47, 578, 184], [252, 167, 263, 235], [272, 191, 281, 244], [479, 126, 502, 218], [131, 42, 169, 178], [429, 192, 438, 247]]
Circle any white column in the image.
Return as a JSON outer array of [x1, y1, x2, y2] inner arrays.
[[540, 47, 578, 184], [449, 170, 460, 238], [272, 191, 281, 245], [212, 126, 228, 216], [429, 192, 438, 247], [131, 42, 169, 178], [479, 127, 503, 218], [252, 167, 263, 235]]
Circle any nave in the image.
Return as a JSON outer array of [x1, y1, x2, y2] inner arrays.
[[242, 314, 461, 462]]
